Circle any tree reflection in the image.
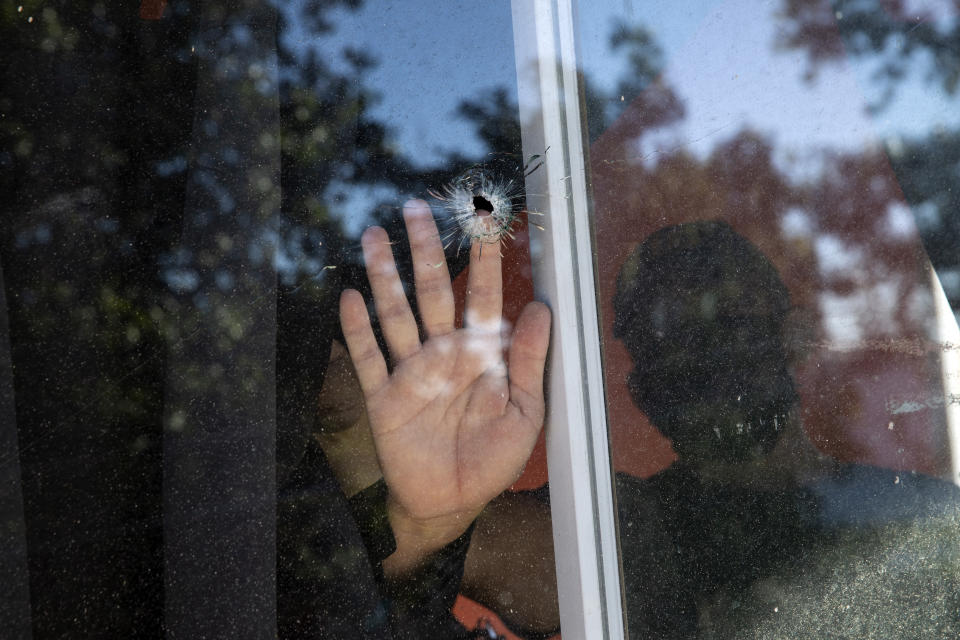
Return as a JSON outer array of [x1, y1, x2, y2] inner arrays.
[[781, 0, 960, 315], [2, 0, 959, 637], [586, 5, 960, 638], [0, 0, 526, 635], [589, 1, 957, 481]]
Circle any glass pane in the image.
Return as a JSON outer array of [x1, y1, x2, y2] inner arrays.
[[576, 1, 960, 637], [1, 2, 558, 637]]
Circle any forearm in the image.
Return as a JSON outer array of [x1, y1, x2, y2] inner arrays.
[[372, 496, 476, 639], [345, 481, 475, 637]]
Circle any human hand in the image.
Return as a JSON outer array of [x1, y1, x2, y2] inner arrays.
[[339, 199, 551, 572]]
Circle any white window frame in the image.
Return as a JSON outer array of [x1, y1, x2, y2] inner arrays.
[[512, 2, 625, 638]]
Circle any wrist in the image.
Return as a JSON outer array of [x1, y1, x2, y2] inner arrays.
[[382, 495, 478, 579]]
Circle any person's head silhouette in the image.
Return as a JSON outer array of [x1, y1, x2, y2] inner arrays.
[[613, 221, 798, 466]]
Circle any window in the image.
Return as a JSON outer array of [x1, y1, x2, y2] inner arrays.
[[527, 0, 960, 637], [2, 1, 959, 639]]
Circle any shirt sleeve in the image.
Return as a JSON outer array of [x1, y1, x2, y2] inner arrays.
[[349, 478, 477, 640], [278, 441, 475, 639]]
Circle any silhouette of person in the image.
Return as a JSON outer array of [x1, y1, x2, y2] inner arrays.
[[610, 220, 960, 639]]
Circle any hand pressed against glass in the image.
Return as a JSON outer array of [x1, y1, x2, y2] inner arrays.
[[339, 199, 551, 576]]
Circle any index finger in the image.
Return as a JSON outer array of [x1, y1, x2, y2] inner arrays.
[[464, 234, 503, 336]]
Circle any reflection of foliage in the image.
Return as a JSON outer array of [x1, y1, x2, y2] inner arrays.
[[781, 0, 960, 94], [0, 0, 422, 633], [603, 122, 943, 338], [887, 130, 960, 277], [0, 1, 195, 429], [597, 130, 820, 315], [2, 0, 954, 632], [583, 22, 684, 141], [779, 0, 960, 313], [610, 22, 665, 88], [455, 88, 524, 165], [279, 5, 408, 229], [286, 0, 362, 36]]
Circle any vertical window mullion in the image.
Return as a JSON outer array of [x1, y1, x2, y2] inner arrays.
[[512, 1, 625, 639]]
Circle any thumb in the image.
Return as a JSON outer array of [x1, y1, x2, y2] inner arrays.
[[506, 301, 551, 422]]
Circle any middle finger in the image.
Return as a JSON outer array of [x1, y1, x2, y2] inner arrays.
[[464, 231, 503, 337]]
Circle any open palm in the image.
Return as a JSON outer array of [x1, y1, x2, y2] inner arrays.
[[339, 200, 551, 532]]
